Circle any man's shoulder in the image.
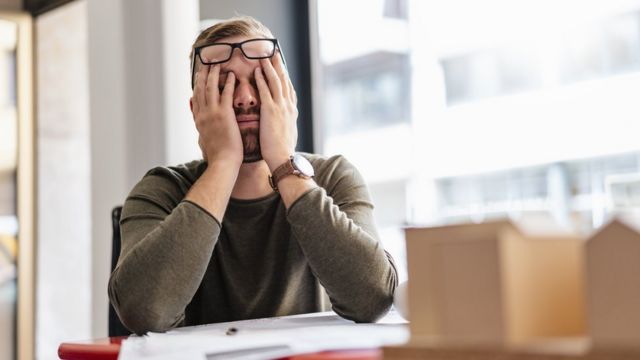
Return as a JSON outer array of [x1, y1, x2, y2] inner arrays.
[[300, 152, 352, 171], [299, 152, 363, 189], [144, 159, 207, 183], [145, 159, 207, 178], [131, 159, 207, 197]]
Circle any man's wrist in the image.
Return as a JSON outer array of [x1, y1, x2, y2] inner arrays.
[[268, 153, 316, 193], [266, 153, 293, 173], [203, 159, 242, 186], [207, 156, 242, 170], [185, 160, 239, 222]]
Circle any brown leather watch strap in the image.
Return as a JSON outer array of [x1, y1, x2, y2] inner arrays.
[[269, 157, 297, 192]]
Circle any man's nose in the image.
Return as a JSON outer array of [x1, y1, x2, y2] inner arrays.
[[233, 82, 259, 110]]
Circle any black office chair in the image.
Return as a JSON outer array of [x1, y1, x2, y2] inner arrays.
[[109, 206, 131, 337]]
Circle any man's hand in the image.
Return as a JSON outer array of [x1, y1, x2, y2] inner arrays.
[[255, 54, 299, 172], [255, 54, 317, 207], [191, 64, 243, 168], [186, 64, 243, 222]]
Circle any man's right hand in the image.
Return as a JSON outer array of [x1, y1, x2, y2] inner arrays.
[[186, 64, 242, 222], [191, 64, 243, 168]]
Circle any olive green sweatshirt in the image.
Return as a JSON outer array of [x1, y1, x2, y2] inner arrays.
[[108, 153, 398, 334]]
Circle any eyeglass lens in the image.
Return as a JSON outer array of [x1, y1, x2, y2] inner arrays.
[[200, 39, 276, 63]]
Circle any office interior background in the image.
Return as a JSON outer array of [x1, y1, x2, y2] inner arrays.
[[2, 0, 640, 358]]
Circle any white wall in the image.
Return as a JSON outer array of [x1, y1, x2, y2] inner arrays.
[[36, 2, 91, 359], [35, 1, 200, 358], [86, 0, 129, 341], [162, 0, 201, 165], [87, 0, 200, 339]]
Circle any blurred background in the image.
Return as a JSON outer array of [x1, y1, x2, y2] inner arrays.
[[2, 0, 640, 359]]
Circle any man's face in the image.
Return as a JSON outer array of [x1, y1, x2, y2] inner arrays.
[[215, 35, 264, 163]]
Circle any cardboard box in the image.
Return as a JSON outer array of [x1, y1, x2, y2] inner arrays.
[[585, 217, 640, 349], [405, 220, 585, 347]]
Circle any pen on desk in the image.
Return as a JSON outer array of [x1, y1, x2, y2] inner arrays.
[[226, 327, 238, 336]]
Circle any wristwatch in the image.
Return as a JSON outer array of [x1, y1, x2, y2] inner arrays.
[[269, 154, 315, 192]]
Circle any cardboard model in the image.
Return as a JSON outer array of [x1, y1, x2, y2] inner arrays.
[[405, 220, 586, 347], [585, 217, 640, 349]]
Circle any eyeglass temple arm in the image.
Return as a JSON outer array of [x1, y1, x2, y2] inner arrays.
[[191, 54, 196, 89]]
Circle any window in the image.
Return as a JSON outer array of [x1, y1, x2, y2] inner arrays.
[[324, 52, 410, 135], [312, 0, 640, 281]]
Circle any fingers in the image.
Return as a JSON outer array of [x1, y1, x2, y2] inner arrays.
[[196, 64, 235, 108], [260, 58, 283, 100], [206, 64, 220, 105], [193, 65, 207, 108], [220, 72, 235, 107], [289, 80, 297, 104], [254, 67, 273, 103], [272, 52, 289, 99], [191, 96, 199, 115]]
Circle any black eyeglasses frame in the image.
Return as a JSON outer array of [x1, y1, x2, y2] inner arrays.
[[190, 38, 287, 89]]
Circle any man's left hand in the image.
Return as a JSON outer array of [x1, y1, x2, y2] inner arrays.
[[255, 53, 299, 172]]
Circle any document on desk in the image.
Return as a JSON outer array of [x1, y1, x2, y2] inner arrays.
[[118, 310, 409, 360]]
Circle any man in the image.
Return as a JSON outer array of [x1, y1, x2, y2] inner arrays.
[[108, 15, 398, 334]]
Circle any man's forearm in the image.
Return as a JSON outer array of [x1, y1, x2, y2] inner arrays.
[[286, 187, 397, 323], [109, 201, 221, 333], [110, 161, 238, 334], [184, 160, 239, 221]]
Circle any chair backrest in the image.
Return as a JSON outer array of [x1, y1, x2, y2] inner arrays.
[[109, 206, 131, 337]]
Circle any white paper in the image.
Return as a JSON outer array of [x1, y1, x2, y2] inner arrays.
[[119, 310, 409, 360]]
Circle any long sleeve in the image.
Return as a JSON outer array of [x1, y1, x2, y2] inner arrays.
[[286, 155, 398, 322], [108, 167, 221, 334]]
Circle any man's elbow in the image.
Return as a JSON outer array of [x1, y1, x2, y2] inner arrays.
[[346, 257, 399, 323], [117, 306, 179, 335], [360, 286, 395, 322], [337, 284, 395, 323], [108, 279, 181, 335]]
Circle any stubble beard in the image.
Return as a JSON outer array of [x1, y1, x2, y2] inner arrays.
[[241, 126, 262, 163], [237, 106, 262, 163]]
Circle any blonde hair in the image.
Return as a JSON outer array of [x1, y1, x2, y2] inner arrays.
[[190, 15, 274, 67]]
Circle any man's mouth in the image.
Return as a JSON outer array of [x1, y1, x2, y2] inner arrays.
[[237, 114, 259, 123]]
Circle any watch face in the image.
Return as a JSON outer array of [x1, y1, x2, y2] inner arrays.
[[292, 154, 315, 177]]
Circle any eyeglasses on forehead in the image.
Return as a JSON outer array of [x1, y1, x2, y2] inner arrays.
[[190, 38, 287, 89]]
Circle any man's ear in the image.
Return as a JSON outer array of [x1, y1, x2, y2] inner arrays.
[[189, 97, 194, 114]]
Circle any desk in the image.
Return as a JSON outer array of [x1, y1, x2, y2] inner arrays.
[[58, 311, 406, 360], [58, 338, 381, 360]]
